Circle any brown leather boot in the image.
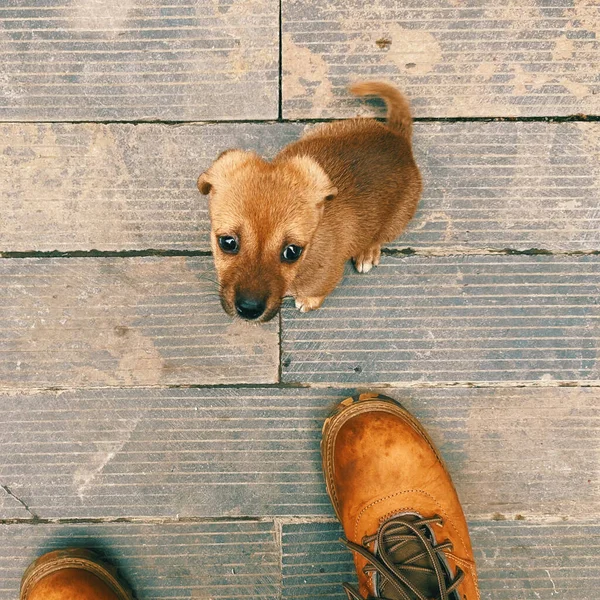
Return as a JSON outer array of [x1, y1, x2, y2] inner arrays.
[[20, 548, 133, 600], [322, 393, 480, 600]]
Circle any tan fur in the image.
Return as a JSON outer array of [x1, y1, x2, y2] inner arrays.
[[198, 81, 422, 322], [350, 81, 414, 138]]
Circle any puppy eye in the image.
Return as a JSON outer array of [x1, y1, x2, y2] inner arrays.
[[218, 235, 239, 254], [281, 244, 303, 262]]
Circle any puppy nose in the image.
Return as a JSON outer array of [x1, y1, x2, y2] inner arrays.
[[235, 296, 266, 320]]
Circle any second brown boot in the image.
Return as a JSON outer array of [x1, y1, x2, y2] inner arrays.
[[20, 548, 133, 600], [322, 393, 480, 600]]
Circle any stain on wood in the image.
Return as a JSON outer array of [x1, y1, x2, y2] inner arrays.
[[0, 257, 279, 388], [283, 0, 600, 118]]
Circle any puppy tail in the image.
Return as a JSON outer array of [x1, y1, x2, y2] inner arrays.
[[350, 81, 414, 138]]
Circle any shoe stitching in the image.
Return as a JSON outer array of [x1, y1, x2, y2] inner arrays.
[[324, 398, 445, 519], [356, 496, 478, 599], [470, 565, 482, 600], [354, 490, 471, 559], [446, 553, 476, 571], [446, 554, 481, 600], [323, 397, 478, 597]]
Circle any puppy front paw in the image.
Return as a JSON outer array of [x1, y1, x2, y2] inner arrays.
[[353, 245, 381, 273], [294, 296, 325, 313]]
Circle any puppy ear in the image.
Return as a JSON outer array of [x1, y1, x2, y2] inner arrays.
[[287, 155, 338, 204], [197, 149, 256, 195]]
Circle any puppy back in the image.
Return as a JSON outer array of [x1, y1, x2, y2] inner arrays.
[[350, 81, 413, 139]]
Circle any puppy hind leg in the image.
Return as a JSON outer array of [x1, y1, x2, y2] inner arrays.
[[353, 244, 381, 273]]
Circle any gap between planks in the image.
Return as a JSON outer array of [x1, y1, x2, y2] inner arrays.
[[0, 515, 589, 527], [1, 248, 599, 259], [0, 116, 598, 126], [0, 380, 599, 394]]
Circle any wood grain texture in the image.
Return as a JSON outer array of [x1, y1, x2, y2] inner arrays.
[[1, 122, 598, 252], [0, 122, 301, 251], [281, 255, 600, 384], [282, 521, 356, 600], [0, 387, 595, 520], [1, 2, 598, 599], [0, 0, 278, 121], [0, 257, 278, 388], [401, 122, 600, 252], [0, 521, 279, 600], [281, 520, 600, 600], [282, 0, 600, 118]]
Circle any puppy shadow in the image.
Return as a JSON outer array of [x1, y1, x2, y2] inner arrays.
[[350, 94, 388, 121]]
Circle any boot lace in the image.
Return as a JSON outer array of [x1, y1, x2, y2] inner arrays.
[[341, 514, 464, 600]]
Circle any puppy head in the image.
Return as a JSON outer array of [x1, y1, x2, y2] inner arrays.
[[198, 149, 337, 322]]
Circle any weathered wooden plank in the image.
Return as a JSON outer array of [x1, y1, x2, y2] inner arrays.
[[0, 521, 279, 600], [1, 122, 598, 252], [281, 520, 599, 600], [0, 387, 596, 520], [0, 0, 278, 121], [0, 122, 301, 251], [0, 257, 278, 388], [282, 0, 600, 118], [281, 255, 600, 384], [282, 521, 356, 600], [401, 122, 600, 252]]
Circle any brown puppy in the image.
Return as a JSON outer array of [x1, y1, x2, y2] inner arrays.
[[198, 81, 422, 322]]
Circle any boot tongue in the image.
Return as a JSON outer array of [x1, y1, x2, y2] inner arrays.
[[376, 515, 443, 600]]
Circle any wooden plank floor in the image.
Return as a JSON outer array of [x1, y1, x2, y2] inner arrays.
[[0, 387, 596, 520], [282, 0, 600, 118], [1, 2, 599, 599], [0, 0, 279, 121], [282, 256, 600, 384], [2, 122, 599, 252], [0, 257, 279, 387]]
